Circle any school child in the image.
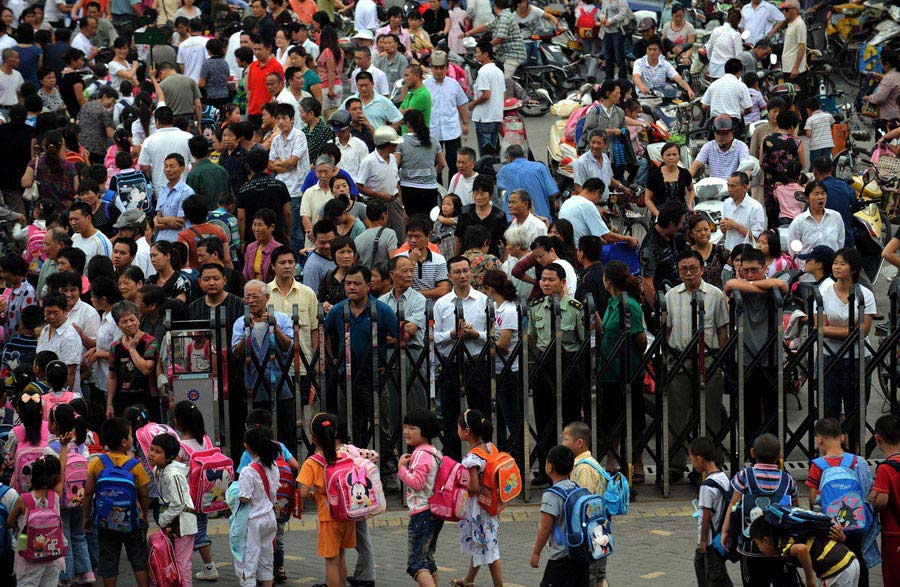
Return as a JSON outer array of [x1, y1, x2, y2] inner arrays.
[[623, 99, 650, 185], [0, 477, 19, 583], [749, 517, 860, 586], [12, 198, 55, 279], [123, 406, 160, 521], [22, 351, 57, 398], [148, 432, 197, 587], [297, 413, 357, 587], [82, 417, 151, 587], [772, 160, 805, 224], [562, 422, 609, 587], [806, 418, 874, 586], [5, 391, 49, 492], [238, 409, 300, 584], [688, 437, 732, 587], [46, 404, 93, 586], [451, 409, 503, 587], [185, 334, 212, 372], [743, 73, 767, 125], [69, 397, 100, 571], [804, 97, 836, 168], [720, 434, 799, 587], [6, 430, 74, 587], [1, 305, 42, 381], [171, 400, 219, 581], [397, 409, 445, 587], [530, 444, 588, 587], [233, 426, 279, 587], [871, 414, 900, 586], [40, 361, 74, 421]]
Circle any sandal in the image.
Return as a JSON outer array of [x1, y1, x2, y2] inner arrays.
[[449, 579, 474, 587]]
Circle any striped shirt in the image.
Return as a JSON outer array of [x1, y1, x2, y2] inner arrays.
[[696, 139, 750, 180], [731, 463, 798, 500], [633, 56, 678, 91], [664, 281, 729, 351], [397, 249, 449, 294], [72, 230, 113, 263]]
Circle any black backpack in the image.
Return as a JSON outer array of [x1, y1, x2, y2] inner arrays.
[[118, 99, 137, 129]]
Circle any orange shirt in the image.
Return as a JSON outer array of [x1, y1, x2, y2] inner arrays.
[[297, 455, 333, 521], [246, 57, 284, 115], [177, 222, 228, 269], [290, 0, 318, 24]]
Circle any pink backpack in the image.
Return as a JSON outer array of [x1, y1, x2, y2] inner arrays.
[[25, 224, 47, 277], [62, 444, 89, 509], [447, 62, 470, 97], [42, 391, 75, 421], [136, 423, 181, 463], [148, 529, 183, 587], [564, 101, 599, 143], [426, 450, 470, 522], [311, 451, 384, 521], [19, 491, 67, 562], [11, 422, 50, 492], [184, 436, 234, 514]]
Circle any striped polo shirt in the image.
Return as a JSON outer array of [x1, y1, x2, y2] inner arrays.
[[732, 463, 798, 500], [696, 138, 750, 180]]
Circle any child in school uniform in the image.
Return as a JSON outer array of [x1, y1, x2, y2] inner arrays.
[[452, 409, 503, 587], [297, 413, 357, 587], [531, 444, 588, 587], [688, 437, 732, 587], [233, 426, 279, 587], [148, 432, 197, 587], [870, 414, 900, 586], [39, 361, 74, 421], [334, 422, 378, 587], [398, 408, 445, 587]]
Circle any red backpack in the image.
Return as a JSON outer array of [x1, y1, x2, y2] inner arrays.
[[470, 443, 522, 516], [274, 453, 295, 524], [148, 529, 183, 587], [576, 5, 599, 39], [427, 451, 470, 522]]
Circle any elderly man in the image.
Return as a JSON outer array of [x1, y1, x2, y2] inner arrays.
[[231, 279, 296, 448], [739, 39, 773, 75], [497, 145, 559, 219], [300, 155, 337, 247], [721, 171, 766, 251], [358, 126, 406, 240], [664, 250, 729, 482], [781, 0, 808, 87], [350, 46, 389, 96], [425, 51, 469, 183], [507, 189, 547, 245], [689, 116, 750, 180], [573, 131, 632, 203], [344, 71, 403, 130]]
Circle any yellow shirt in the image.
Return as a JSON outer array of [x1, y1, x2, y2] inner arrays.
[[268, 279, 319, 375], [571, 451, 607, 496]]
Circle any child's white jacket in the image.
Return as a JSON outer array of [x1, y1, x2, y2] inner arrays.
[[157, 461, 198, 535]]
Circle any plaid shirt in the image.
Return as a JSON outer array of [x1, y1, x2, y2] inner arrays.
[[488, 10, 527, 64], [303, 117, 335, 163]]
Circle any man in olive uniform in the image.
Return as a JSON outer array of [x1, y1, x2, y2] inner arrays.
[[528, 262, 585, 485]]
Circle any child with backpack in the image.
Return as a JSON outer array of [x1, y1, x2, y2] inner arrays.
[[6, 392, 49, 493], [563, 422, 612, 587], [148, 432, 197, 587], [398, 408, 446, 587], [232, 426, 279, 587], [720, 434, 798, 587], [46, 404, 93, 586], [297, 413, 357, 587], [6, 431, 74, 587], [451, 409, 504, 587], [172, 400, 220, 582], [21, 351, 57, 399], [40, 361, 74, 421], [123, 406, 161, 523], [871, 414, 900, 586], [688, 437, 732, 587], [237, 409, 300, 584], [530, 444, 589, 587], [82, 417, 151, 587], [749, 516, 859, 586], [806, 418, 875, 586]]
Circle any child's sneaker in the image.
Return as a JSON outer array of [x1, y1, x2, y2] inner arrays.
[[74, 571, 96, 584], [195, 566, 220, 581], [275, 567, 287, 583]]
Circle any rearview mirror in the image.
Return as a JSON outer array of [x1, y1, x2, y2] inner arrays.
[[770, 53, 778, 66], [790, 239, 803, 254]]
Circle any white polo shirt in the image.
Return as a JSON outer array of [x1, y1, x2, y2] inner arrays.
[[701, 74, 752, 119], [268, 127, 310, 198], [357, 149, 400, 197], [36, 320, 84, 396], [740, 1, 785, 45], [350, 65, 390, 96], [424, 75, 469, 142], [721, 194, 766, 251]]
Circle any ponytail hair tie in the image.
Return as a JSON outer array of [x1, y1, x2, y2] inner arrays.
[[321, 421, 331, 428]]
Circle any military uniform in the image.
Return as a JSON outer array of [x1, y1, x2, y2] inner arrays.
[[528, 294, 587, 472]]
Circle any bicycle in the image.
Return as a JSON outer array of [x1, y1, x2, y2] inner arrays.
[[603, 186, 650, 243]]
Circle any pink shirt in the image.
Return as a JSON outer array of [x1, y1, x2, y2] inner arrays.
[[398, 444, 440, 515], [316, 48, 343, 87], [774, 182, 805, 220]]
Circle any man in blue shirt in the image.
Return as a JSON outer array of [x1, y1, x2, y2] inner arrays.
[[496, 144, 559, 220], [324, 265, 399, 458], [812, 156, 858, 249]]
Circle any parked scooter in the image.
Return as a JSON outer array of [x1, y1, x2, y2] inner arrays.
[[692, 157, 762, 247]]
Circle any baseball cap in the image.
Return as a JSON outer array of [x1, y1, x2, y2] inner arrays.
[[113, 209, 146, 229], [352, 29, 374, 41], [431, 50, 449, 67], [328, 109, 351, 131], [797, 245, 835, 264], [374, 125, 404, 146], [713, 115, 734, 131], [637, 17, 656, 32]]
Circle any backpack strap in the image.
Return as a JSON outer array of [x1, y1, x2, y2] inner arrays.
[[310, 454, 327, 467], [120, 458, 140, 474], [20, 491, 35, 510], [839, 453, 856, 469], [743, 467, 761, 494], [879, 459, 900, 473], [812, 456, 829, 472], [370, 226, 386, 267], [576, 458, 612, 484], [250, 462, 272, 501], [98, 453, 114, 471]]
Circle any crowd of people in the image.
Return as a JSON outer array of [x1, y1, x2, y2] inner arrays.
[[0, 1, 898, 586]]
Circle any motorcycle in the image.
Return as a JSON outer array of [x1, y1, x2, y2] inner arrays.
[[692, 158, 762, 247], [499, 97, 535, 161], [547, 84, 594, 189]]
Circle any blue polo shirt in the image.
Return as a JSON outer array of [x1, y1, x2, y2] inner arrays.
[[231, 311, 295, 402], [820, 175, 858, 249], [496, 158, 558, 220], [324, 297, 399, 374]]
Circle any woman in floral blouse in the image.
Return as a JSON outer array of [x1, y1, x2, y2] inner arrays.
[[461, 225, 502, 291], [762, 109, 807, 228]]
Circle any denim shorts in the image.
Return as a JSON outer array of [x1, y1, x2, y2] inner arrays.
[[406, 510, 444, 579], [97, 524, 148, 578], [193, 512, 211, 550]]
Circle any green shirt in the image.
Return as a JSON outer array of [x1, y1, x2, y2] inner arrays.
[[599, 295, 645, 383], [527, 294, 585, 353], [400, 85, 432, 127], [186, 158, 233, 211]]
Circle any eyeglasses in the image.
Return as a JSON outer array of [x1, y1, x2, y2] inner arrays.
[[740, 267, 763, 275], [245, 293, 265, 300], [678, 265, 701, 274]]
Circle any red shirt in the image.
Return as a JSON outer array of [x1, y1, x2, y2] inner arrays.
[[177, 222, 228, 269], [246, 57, 284, 115], [873, 453, 900, 535], [806, 453, 862, 490]]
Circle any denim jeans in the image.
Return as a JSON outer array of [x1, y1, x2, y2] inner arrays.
[[581, 36, 601, 80], [61, 507, 92, 580], [274, 521, 285, 568], [290, 198, 304, 251], [634, 156, 649, 186], [809, 147, 832, 169], [474, 121, 501, 159], [354, 520, 375, 582], [603, 32, 628, 80], [525, 40, 543, 65], [193, 512, 212, 550], [406, 510, 444, 579]]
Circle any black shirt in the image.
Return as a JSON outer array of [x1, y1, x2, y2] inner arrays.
[[575, 262, 610, 317], [45, 42, 70, 73], [0, 122, 34, 191], [189, 292, 245, 325], [423, 8, 450, 37], [236, 173, 292, 244], [60, 71, 84, 119], [646, 166, 692, 209], [639, 226, 684, 292], [454, 205, 510, 258]]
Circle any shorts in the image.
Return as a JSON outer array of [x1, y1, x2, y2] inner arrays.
[[541, 556, 589, 587], [406, 510, 444, 579], [98, 525, 149, 578], [194, 512, 211, 550], [317, 520, 356, 558], [589, 556, 607, 584]]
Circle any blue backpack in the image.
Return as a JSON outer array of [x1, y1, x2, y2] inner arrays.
[[93, 455, 141, 533], [812, 454, 874, 534], [738, 467, 793, 555], [0, 484, 10, 555], [576, 459, 630, 516], [546, 485, 614, 562], [763, 504, 834, 539]]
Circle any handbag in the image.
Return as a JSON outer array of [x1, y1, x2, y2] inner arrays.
[[22, 156, 39, 202]]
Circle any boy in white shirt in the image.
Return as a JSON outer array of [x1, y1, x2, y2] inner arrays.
[[804, 97, 835, 169]]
